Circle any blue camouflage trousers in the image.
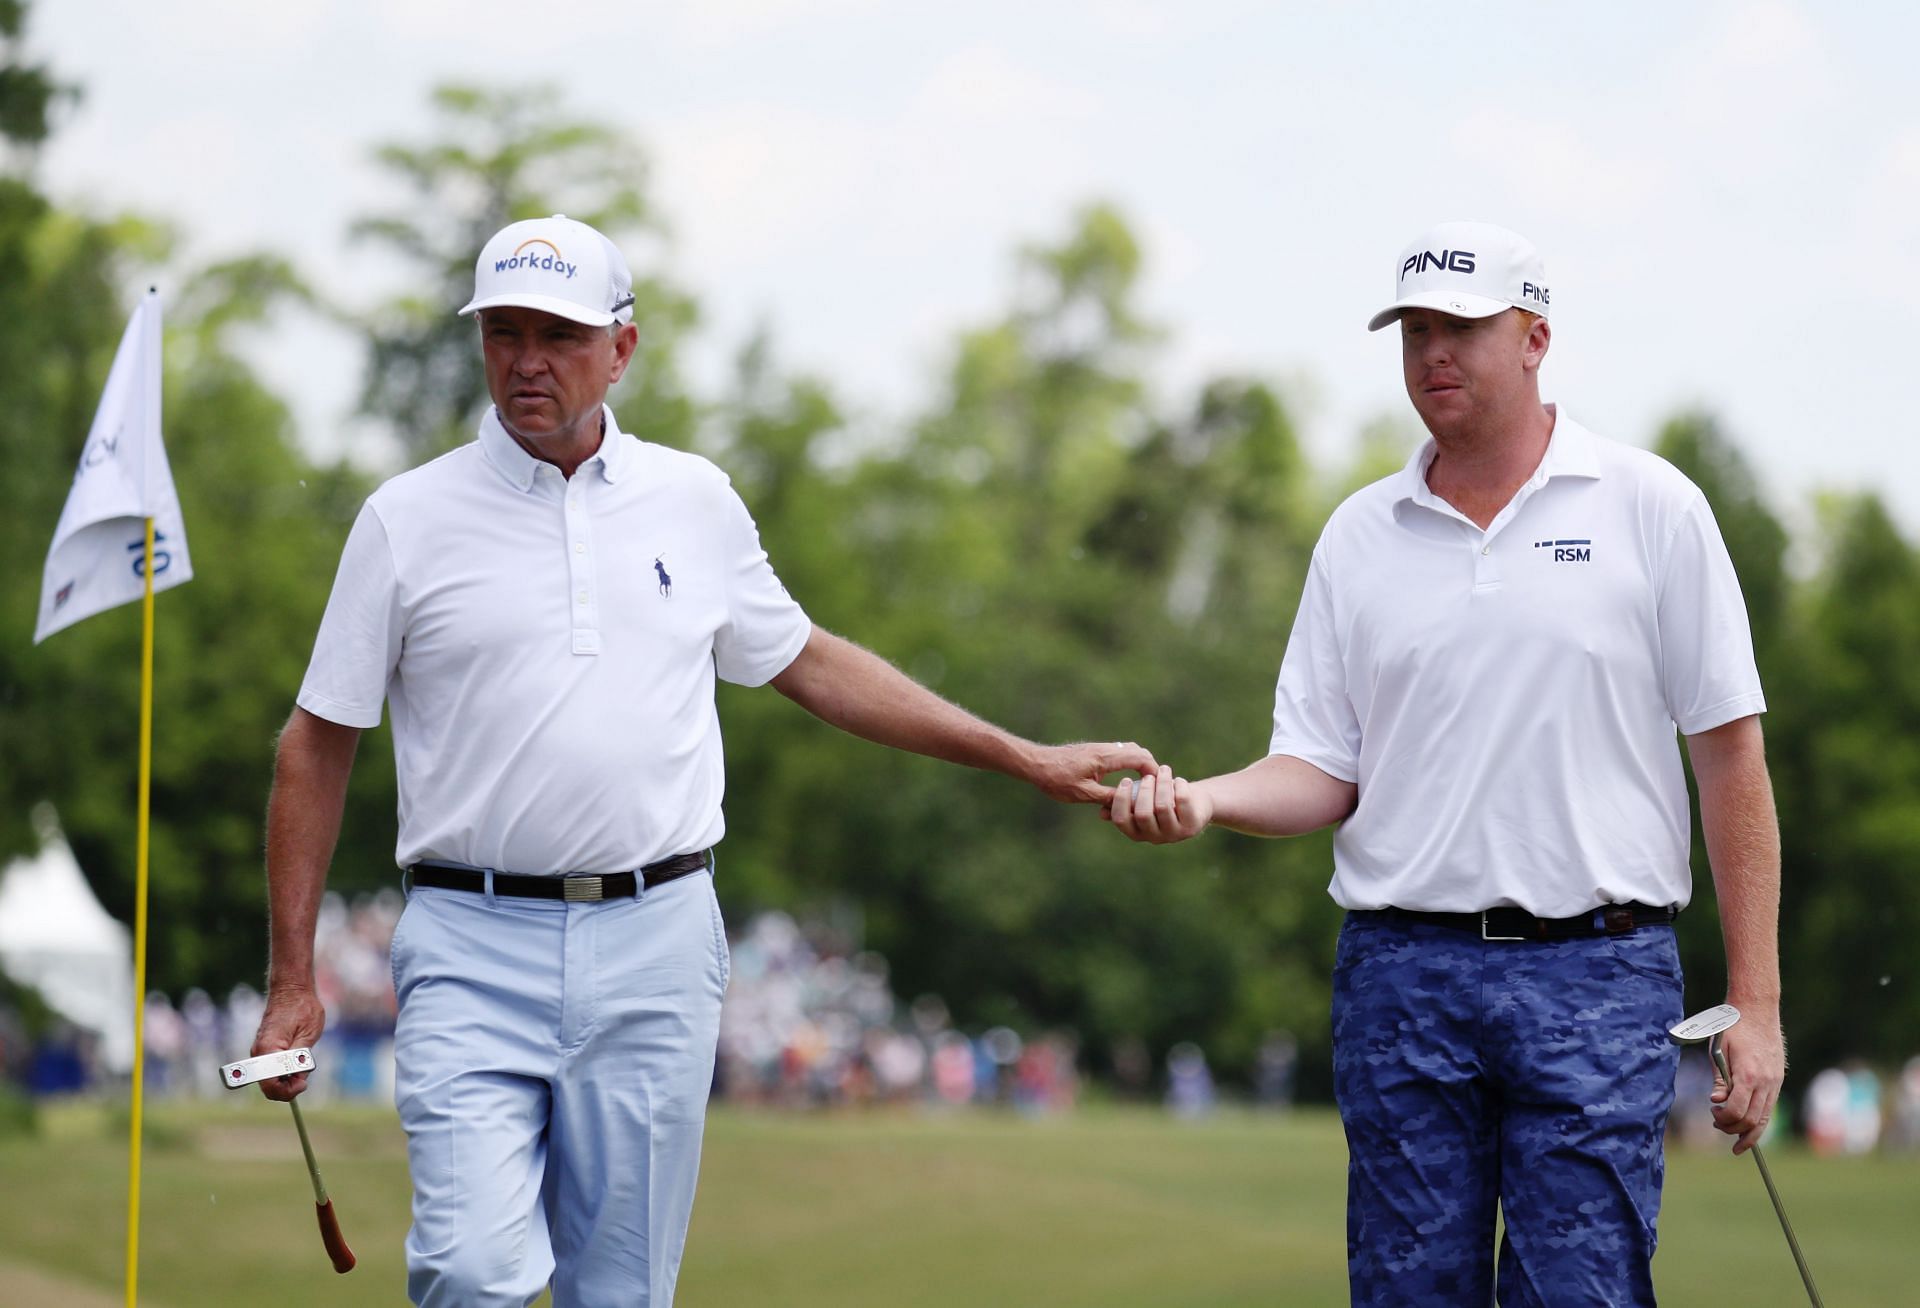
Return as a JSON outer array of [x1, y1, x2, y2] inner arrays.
[[1332, 913, 1684, 1307]]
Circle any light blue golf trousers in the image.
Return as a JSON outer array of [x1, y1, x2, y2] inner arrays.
[[389, 870, 729, 1307]]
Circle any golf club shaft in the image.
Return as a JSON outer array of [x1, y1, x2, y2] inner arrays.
[[1711, 1048, 1823, 1306], [288, 1098, 357, 1273], [289, 1097, 327, 1204], [1747, 1143, 1822, 1306]]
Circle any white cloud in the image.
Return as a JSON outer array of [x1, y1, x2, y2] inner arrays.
[[666, 0, 889, 47], [28, 0, 1920, 530], [912, 45, 1102, 124], [1852, 127, 1920, 293], [656, 47, 1102, 276], [1446, 112, 1662, 227]]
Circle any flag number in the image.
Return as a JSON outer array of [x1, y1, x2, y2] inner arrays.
[[127, 533, 174, 577]]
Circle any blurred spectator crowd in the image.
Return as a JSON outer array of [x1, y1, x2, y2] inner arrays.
[[714, 910, 1080, 1111], [138, 887, 403, 1103], [18, 888, 1920, 1156], [1667, 1046, 1920, 1154]]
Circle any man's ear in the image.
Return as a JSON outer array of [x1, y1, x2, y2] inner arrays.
[[1522, 314, 1551, 373], [609, 321, 641, 383]]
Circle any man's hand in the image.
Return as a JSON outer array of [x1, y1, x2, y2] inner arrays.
[[251, 987, 326, 1101], [1028, 740, 1158, 805], [1107, 766, 1213, 844], [1710, 1004, 1786, 1155]]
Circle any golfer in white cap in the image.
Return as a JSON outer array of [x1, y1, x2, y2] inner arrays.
[[250, 214, 1156, 1306], [1109, 221, 1788, 1305]]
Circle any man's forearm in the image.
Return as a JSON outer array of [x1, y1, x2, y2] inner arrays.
[[1199, 753, 1357, 836], [264, 708, 361, 992], [772, 627, 1042, 778], [1689, 716, 1782, 1007], [770, 625, 1155, 805]]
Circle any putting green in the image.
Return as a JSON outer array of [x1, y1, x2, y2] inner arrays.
[[1, 1100, 1912, 1305]]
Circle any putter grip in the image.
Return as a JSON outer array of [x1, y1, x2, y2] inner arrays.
[[315, 1199, 356, 1273]]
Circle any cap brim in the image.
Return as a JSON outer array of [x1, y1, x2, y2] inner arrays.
[[459, 292, 616, 327], [1367, 291, 1513, 333]]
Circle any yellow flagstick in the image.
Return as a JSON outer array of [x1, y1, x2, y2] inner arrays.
[[125, 515, 156, 1308]]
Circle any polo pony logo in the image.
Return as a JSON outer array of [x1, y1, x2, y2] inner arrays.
[[654, 555, 672, 597]]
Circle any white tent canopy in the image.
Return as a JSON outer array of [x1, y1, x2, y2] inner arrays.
[[0, 804, 134, 1072]]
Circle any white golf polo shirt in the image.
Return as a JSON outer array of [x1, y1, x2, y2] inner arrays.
[[298, 406, 812, 874], [1269, 407, 1765, 917]]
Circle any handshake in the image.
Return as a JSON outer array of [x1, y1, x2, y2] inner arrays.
[[1028, 741, 1211, 845]]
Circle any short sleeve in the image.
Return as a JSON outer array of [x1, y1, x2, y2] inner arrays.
[[1657, 490, 1766, 734], [296, 504, 404, 728], [1268, 548, 1362, 781], [712, 483, 811, 687]]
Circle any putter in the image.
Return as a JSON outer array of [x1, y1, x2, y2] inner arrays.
[[1668, 1006, 1820, 1306], [219, 1048, 357, 1274]]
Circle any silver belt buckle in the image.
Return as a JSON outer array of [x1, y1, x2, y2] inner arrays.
[[562, 875, 605, 902], [1481, 910, 1528, 942]]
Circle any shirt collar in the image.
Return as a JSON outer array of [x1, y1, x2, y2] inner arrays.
[[1392, 402, 1600, 512], [478, 404, 629, 492], [1534, 405, 1601, 481]]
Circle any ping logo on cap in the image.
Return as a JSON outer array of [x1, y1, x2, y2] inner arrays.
[[494, 238, 579, 281], [1401, 249, 1477, 281]]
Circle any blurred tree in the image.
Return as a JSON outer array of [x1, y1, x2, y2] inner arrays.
[[8, 35, 1911, 1090], [1656, 411, 1790, 652], [353, 83, 697, 458], [0, 0, 69, 155], [704, 205, 1341, 1086], [1771, 493, 1920, 1070], [0, 9, 385, 990], [1657, 418, 1920, 1073], [1, 234, 386, 991], [1654, 414, 1792, 1010]]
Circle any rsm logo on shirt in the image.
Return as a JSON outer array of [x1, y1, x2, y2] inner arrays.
[[1534, 538, 1592, 562]]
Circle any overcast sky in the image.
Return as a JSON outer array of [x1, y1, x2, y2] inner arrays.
[[31, 1, 1920, 531]]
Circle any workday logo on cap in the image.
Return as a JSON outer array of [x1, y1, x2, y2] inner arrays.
[[494, 236, 579, 282], [1367, 221, 1550, 332], [459, 214, 635, 328]]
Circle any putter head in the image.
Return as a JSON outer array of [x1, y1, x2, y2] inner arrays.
[[220, 1047, 316, 1089], [1669, 1004, 1742, 1047]]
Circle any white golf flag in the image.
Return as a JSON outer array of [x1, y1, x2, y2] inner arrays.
[[34, 290, 193, 644]]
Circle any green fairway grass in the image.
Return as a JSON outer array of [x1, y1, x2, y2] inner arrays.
[[1, 1099, 1914, 1305]]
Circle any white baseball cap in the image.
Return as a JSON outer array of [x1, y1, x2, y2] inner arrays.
[[459, 214, 635, 327], [1367, 221, 1550, 332]]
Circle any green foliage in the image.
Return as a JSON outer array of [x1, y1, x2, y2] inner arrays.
[[6, 55, 1918, 1095], [705, 205, 1340, 1078], [0, 0, 71, 152], [1657, 427, 1920, 1073], [0, 14, 385, 990], [0, 210, 385, 987], [1768, 494, 1920, 1068]]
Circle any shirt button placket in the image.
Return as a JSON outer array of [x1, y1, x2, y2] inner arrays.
[[567, 479, 601, 656], [1473, 532, 1501, 590]]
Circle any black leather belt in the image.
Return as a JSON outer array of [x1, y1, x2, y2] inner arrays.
[[1353, 901, 1676, 941], [407, 850, 711, 903]]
